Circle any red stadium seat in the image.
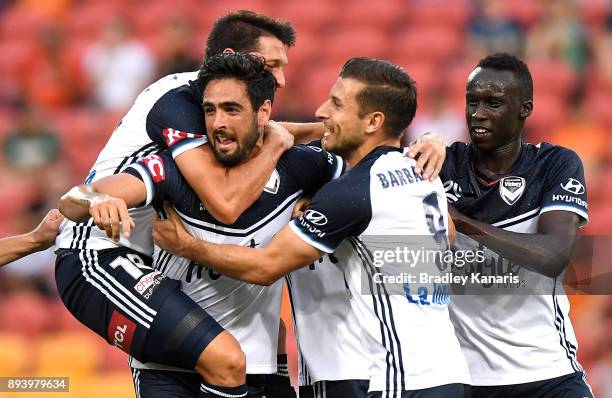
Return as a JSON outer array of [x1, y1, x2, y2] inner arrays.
[[0, 7, 48, 41], [405, 0, 472, 30], [503, 0, 546, 28], [586, 92, 612, 130], [321, 29, 391, 65], [273, 0, 340, 34], [529, 59, 577, 101], [338, 0, 407, 32], [63, 2, 122, 41], [524, 95, 568, 142], [394, 26, 465, 67], [0, 292, 53, 337], [299, 62, 344, 114], [0, 40, 36, 78]]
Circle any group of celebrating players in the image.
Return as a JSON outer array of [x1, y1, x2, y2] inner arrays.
[[0, 10, 594, 398]]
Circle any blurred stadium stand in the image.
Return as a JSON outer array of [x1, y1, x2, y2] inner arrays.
[[0, 0, 611, 396]]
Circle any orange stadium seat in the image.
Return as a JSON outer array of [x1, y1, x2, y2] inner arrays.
[[0, 333, 31, 376], [82, 371, 135, 398], [34, 331, 104, 377]]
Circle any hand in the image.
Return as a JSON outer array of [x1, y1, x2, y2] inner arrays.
[[406, 132, 446, 181], [291, 196, 311, 219], [153, 202, 194, 257], [447, 205, 464, 236], [265, 120, 294, 151], [89, 194, 134, 241], [31, 209, 64, 250]]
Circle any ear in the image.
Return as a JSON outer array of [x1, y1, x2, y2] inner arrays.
[[519, 100, 533, 119], [222, 48, 236, 54], [257, 99, 272, 129], [365, 111, 385, 135]]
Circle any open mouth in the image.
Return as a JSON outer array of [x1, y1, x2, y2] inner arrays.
[[215, 134, 237, 151], [471, 127, 492, 138]]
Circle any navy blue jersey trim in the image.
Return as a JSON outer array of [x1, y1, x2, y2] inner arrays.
[[552, 279, 581, 372]]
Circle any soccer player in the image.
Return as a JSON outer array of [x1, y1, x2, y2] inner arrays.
[[441, 53, 594, 398], [61, 53, 347, 398], [154, 58, 471, 398], [0, 209, 63, 267]]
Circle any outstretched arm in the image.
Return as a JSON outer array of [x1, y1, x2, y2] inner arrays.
[[153, 204, 321, 285], [177, 121, 293, 224], [0, 209, 64, 267], [59, 174, 145, 241], [450, 208, 580, 278], [279, 121, 325, 144]]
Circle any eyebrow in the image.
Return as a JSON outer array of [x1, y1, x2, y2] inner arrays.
[[203, 101, 244, 109], [331, 95, 342, 104]]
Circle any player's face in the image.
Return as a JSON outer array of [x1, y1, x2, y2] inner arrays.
[[315, 77, 369, 157], [250, 35, 288, 88], [203, 78, 262, 167], [466, 67, 527, 151]]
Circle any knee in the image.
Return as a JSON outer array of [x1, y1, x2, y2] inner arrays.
[[195, 332, 246, 387]]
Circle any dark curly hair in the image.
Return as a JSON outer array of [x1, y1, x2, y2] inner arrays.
[[197, 52, 277, 110], [477, 53, 533, 100]]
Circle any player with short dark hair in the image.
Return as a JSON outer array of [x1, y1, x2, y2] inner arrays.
[[441, 53, 594, 398], [154, 57, 471, 398]]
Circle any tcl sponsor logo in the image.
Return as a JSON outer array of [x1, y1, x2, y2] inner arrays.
[[162, 128, 205, 147], [134, 271, 165, 300], [142, 154, 165, 182], [107, 311, 136, 354]]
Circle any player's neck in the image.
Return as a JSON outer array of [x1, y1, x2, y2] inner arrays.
[[345, 136, 400, 167], [472, 139, 522, 177]]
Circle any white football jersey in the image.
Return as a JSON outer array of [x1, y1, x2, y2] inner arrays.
[[291, 147, 470, 394], [56, 71, 205, 256], [286, 255, 370, 385], [124, 143, 345, 374]]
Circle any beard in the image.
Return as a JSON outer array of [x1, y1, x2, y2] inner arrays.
[[210, 119, 261, 167]]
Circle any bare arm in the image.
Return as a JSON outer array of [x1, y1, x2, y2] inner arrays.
[[0, 209, 64, 267], [279, 121, 325, 144], [176, 122, 293, 225], [153, 204, 321, 285], [450, 207, 580, 278], [59, 174, 146, 241]]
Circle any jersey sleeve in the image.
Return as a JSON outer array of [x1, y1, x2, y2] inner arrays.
[[539, 147, 588, 225], [145, 90, 208, 157], [289, 174, 371, 253], [284, 140, 346, 196], [122, 151, 182, 209]]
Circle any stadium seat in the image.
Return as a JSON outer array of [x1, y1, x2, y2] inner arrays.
[[587, 92, 612, 130], [503, 0, 545, 27], [405, 0, 472, 31], [524, 95, 568, 142], [298, 62, 346, 114], [337, 0, 406, 32], [321, 29, 391, 65], [0, 292, 53, 337], [529, 59, 577, 101], [0, 40, 36, 78], [34, 331, 103, 377], [395, 26, 465, 66], [0, 7, 47, 41], [0, 333, 31, 376], [63, 2, 121, 41], [82, 371, 135, 398], [273, 0, 340, 34]]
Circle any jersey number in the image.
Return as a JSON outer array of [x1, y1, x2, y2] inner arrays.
[[110, 254, 149, 279]]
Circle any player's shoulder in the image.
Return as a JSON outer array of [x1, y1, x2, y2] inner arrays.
[[529, 141, 582, 165]]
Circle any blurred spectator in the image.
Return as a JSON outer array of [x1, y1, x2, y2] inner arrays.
[[2, 103, 60, 171], [468, 0, 524, 58], [20, 24, 82, 109], [82, 16, 156, 111], [156, 16, 201, 78], [404, 90, 467, 145], [525, 0, 588, 75]]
